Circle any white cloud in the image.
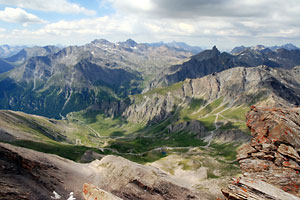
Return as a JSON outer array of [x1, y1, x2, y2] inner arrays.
[[103, 0, 300, 47], [106, 0, 270, 18], [0, 0, 96, 15], [0, 7, 46, 26], [1, 0, 300, 48]]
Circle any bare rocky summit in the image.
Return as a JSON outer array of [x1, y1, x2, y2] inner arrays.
[[222, 106, 300, 199]]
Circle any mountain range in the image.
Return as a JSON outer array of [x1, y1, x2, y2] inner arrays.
[[1, 39, 300, 199], [0, 39, 197, 118], [0, 44, 27, 58], [231, 43, 299, 54], [147, 45, 300, 90], [150, 41, 203, 54]]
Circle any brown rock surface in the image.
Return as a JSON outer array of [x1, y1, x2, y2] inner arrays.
[[222, 106, 300, 199], [0, 142, 205, 200], [83, 183, 122, 200]]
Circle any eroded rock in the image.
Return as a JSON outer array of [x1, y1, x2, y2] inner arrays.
[[222, 106, 300, 199]]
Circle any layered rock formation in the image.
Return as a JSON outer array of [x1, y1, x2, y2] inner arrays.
[[222, 106, 300, 199]]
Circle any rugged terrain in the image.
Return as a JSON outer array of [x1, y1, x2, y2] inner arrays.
[[222, 106, 300, 199], [0, 39, 194, 118], [124, 66, 300, 128], [231, 44, 299, 55], [1, 41, 300, 200], [148, 45, 300, 90], [0, 142, 211, 200], [4, 45, 61, 66]]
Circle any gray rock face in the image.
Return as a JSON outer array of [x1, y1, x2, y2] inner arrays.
[[125, 66, 300, 124]]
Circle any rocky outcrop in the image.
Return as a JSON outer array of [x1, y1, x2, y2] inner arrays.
[[222, 106, 300, 199], [0, 142, 204, 200], [123, 92, 179, 124]]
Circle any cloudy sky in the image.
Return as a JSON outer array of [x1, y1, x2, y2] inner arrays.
[[0, 0, 299, 49]]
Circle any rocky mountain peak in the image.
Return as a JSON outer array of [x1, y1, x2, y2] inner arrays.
[[192, 45, 220, 62], [124, 39, 138, 47], [91, 39, 113, 46], [281, 43, 299, 50], [212, 45, 218, 51], [116, 39, 138, 48], [270, 43, 299, 51], [231, 45, 247, 54]]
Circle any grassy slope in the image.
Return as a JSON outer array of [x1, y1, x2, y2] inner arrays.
[[0, 78, 258, 166]]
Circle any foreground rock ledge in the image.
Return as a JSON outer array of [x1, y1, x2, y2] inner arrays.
[[222, 106, 300, 200], [0, 142, 206, 200]]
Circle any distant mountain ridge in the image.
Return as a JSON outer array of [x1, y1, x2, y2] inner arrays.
[[1, 39, 300, 119], [0, 45, 61, 75], [147, 45, 300, 90], [150, 41, 202, 54], [0, 44, 27, 58], [5, 45, 61, 66], [0, 39, 194, 118], [231, 43, 299, 54]]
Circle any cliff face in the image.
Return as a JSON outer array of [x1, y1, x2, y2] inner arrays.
[[124, 66, 300, 124], [222, 106, 300, 199]]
